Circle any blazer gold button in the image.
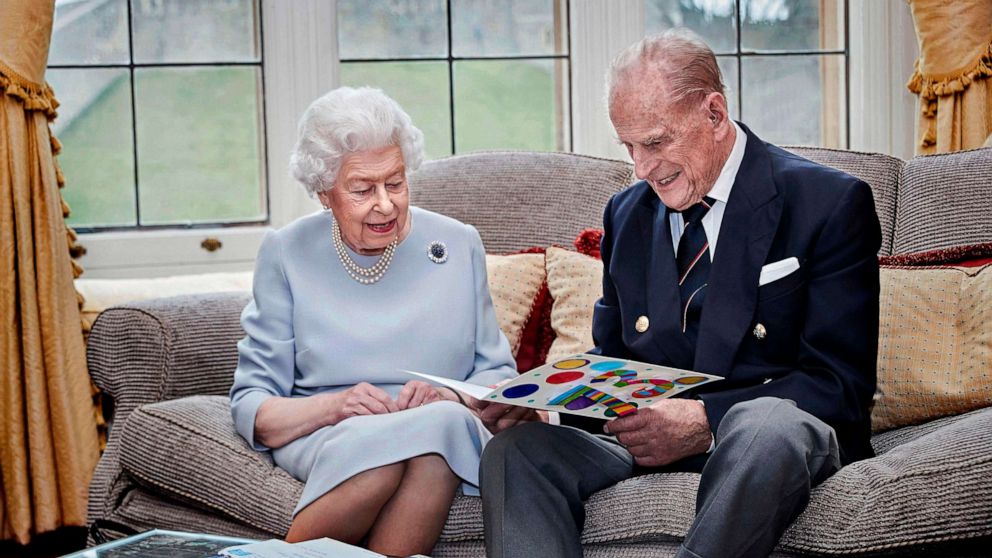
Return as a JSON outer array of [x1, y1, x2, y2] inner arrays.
[[753, 323, 767, 340], [635, 315, 650, 333]]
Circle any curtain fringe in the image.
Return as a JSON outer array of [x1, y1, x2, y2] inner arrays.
[[906, 41, 992, 148], [0, 61, 58, 117]]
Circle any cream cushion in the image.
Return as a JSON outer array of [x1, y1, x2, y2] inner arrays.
[[872, 263, 992, 431], [485, 253, 547, 356], [76, 272, 254, 332], [544, 247, 602, 363]]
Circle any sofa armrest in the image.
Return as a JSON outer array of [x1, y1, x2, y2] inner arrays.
[[87, 292, 250, 425]]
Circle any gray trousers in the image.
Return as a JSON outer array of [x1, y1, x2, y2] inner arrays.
[[480, 397, 841, 558]]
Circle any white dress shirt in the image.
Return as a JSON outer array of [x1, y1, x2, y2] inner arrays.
[[668, 120, 747, 258]]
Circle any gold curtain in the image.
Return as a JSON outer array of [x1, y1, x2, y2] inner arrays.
[[0, 0, 99, 544], [907, 0, 992, 154]]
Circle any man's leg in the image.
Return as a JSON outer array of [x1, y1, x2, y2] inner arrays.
[[480, 422, 634, 558], [677, 397, 841, 558]]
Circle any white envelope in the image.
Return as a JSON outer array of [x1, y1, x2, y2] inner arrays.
[[758, 257, 800, 286]]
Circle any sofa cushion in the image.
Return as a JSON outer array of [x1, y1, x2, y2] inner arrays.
[[785, 146, 902, 257], [893, 147, 992, 254], [485, 253, 546, 357], [409, 151, 633, 254], [873, 263, 992, 431], [544, 247, 602, 363], [119, 395, 300, 536]]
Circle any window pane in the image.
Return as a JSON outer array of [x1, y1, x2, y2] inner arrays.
[[454, 59, 568, 153], [338, 0, 447, 59], [452, 0, 567, 57], [644, 0, 736, 54], [716, 56, 739, 119], [50, 0, 129, 65], [741, 0, 843, 51], [339, 62, 453, 159], [131, 0, 259, 63], [741, 54, 845, 147], [49, 69, 136, 228], [134, 67, 265, 225]]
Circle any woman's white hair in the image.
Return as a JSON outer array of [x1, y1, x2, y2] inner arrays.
[[289, 86, 425, 196]]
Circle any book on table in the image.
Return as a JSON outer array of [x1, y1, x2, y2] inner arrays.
[[403, 353, 722, 419]]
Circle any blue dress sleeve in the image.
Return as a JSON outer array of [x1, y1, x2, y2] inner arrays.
[[230, 230, 296, 450], [463, 225, 518, 386]]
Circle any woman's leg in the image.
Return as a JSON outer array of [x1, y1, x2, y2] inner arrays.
[[366, 454, 460, 556], [286, 462, 406, 543]]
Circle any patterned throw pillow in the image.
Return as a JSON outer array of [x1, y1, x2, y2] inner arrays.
[[872, 252, 992, 431], [544, 246, 603, 363], [485, 253, 547, 358]]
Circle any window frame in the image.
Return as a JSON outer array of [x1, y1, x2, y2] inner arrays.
[[74, 0, 916, 278], [338, 0, 573, 156]]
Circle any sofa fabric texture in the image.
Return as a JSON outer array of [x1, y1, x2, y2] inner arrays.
[[87, 149, 992, 555]]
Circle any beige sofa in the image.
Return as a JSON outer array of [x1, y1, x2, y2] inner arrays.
[[85, 148, 992, 556]]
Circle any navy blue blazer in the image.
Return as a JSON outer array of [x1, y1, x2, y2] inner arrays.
[[586, 124, 880, 465]]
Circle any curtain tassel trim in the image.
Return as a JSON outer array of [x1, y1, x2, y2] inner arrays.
[[0, 62, 87, 281], [906, 41, 992, 147]]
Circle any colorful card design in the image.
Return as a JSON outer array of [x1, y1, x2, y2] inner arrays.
[[402, 354, 722, 420]]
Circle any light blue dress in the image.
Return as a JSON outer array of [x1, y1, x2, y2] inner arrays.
[[230, 207, 517, 515]]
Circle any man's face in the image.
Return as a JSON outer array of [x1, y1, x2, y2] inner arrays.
[[610, 81, 728, 211]]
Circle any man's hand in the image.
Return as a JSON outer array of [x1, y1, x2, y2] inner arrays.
[[606, 399, 711, 467], [395, 380, 442, 410]]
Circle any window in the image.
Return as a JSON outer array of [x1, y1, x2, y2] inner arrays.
[[336, 0, 571, 159], [48, 0, 266, 231], [644, 0, 848, 148]]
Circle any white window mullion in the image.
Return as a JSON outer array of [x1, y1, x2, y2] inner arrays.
[[848, 0, 918, 160], [263, 0, 337, 228], [569, 0, 643, 161]]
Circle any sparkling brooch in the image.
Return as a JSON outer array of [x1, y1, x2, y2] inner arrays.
[[427, 241, 448, 264]]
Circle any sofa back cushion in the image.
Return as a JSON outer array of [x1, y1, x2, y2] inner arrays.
[[893, 147, 992, 254], [409, 151, 633, 253], [785, 146, 902, 256]]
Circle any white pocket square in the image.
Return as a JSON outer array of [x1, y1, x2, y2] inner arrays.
[[759, 257, 800, 287]]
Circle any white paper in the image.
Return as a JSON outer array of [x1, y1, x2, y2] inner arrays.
[[399, 369, 494, 399]]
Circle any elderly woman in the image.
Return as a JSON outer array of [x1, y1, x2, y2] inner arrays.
[[229, 86, 516, 555]]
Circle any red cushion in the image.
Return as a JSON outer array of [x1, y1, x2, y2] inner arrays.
[[574, 228, 604, 259], [504, 247, 555, 372], [879, 242, 992, 268]]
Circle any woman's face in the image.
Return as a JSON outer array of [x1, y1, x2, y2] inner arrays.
[[319, 145, 411, 255]]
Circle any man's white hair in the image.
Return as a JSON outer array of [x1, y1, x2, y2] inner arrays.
[[606, 28, 726, 110], [290, 86, 425, 196]]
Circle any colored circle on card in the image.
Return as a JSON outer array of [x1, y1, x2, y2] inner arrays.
[[675, 376, 707, 385], [589, 360, 626, 371], [502, 384, 540, 399], [564, 396, 596, 410], [546, 371, 584, 384], [553, 358, 590, 370]]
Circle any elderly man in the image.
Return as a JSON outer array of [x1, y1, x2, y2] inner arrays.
[[478, 29, 880, 558]]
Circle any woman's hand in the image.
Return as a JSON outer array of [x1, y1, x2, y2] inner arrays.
[[333, 382, 399, 421], [396, 380, 442, 410]]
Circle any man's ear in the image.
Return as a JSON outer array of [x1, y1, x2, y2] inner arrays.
[[702, 92, 731, 140]]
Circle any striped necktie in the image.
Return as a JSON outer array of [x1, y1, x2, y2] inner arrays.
[[674, 196, 716, 349]]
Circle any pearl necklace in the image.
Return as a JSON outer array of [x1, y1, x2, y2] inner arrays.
[[331, 219, 398, 285]]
